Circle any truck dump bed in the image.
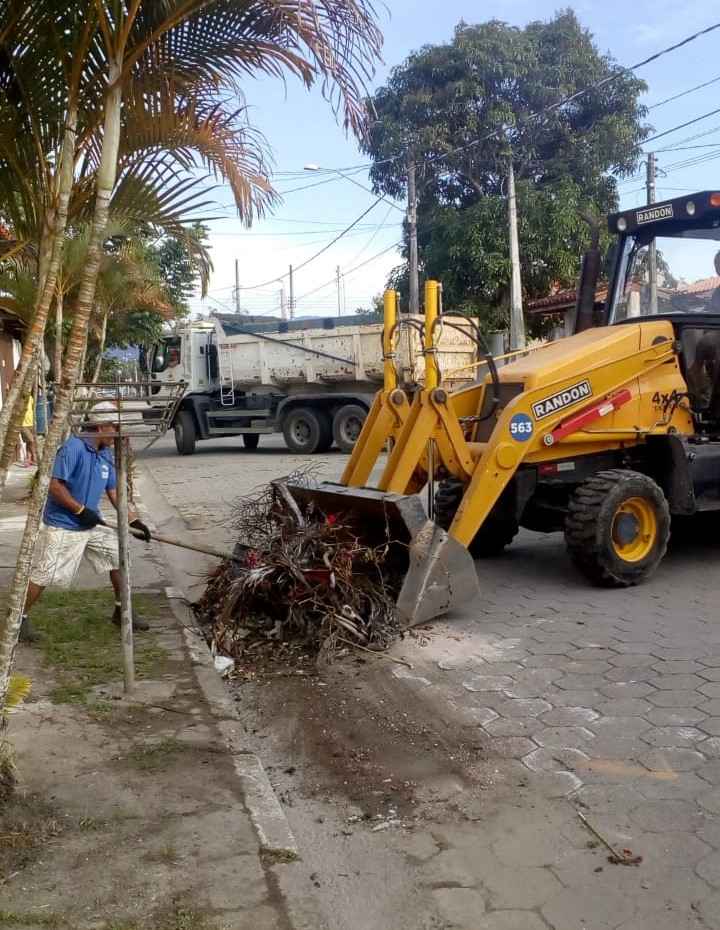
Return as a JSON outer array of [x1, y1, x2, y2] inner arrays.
[[213, 313, 477, 392]]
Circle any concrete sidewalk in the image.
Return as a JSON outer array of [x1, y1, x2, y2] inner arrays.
[[0, 466, 316, 930]]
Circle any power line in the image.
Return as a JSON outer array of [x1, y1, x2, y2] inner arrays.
[[209, 223, 401, 238], [642, 106, 720, 146], [649, 74, 720, 110], [295, 241, 401, 303], [238, 197, 386, 291], [344, 203, 397, 269]]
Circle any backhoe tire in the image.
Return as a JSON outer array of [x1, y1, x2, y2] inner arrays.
[[333, 404, 367, 453], [434, 478, 518, 559], [282, 407, 333, 454], [565, 469, 670, 587], [174, 410, 196, 456], [242, 433, 260, 451]]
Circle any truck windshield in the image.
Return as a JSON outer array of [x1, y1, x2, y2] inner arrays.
[[612, 227, 720, 322]]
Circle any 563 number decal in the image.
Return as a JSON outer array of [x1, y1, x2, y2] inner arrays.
[[509, 413, 534, 442]]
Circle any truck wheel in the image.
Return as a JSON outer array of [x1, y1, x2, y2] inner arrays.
[[565, 469, 670, 587], [282, 407, 332, 454], [174, 410, 196, 456], [333, 404, 367, 453], [434, 478, 518, 558], [242, 434, 260, 451]]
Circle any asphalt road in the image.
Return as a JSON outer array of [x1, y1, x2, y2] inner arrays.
[[138, 432, 720, 930]]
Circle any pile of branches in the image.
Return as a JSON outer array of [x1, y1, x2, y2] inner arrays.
[[193, 474, 401, 665]]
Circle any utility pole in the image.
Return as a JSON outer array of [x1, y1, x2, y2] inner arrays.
[[647, 151, 658, 314], [407, 150, 419, 315], [336, 265, 342, 317], [280, 283, 287, 321], [234, 259, 241, 314], [507, 157, 526, 350], [288, 264, 295, 320]]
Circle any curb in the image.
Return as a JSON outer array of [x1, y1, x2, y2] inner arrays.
[[167, 590, 299, 860], [134, 467, 298, 860]]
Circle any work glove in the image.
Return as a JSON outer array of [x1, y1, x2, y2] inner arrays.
[[130, 518, 152, 542], [75, 507, 103, 529]]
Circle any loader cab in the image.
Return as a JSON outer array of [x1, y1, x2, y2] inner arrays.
[[606, 192, 720, 427]]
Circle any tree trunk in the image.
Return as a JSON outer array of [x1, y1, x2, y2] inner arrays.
[[0, 76, 121, 717], [0, 104, 78, 499], [91, 311, 109, 384], [53, 290, 63, 384]]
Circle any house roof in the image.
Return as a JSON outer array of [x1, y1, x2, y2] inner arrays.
[[678, 275, 720, 295], [527, 286, 608, 315]]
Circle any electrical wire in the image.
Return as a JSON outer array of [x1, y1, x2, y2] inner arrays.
[[216, 197, 387, 293], [344, 203, 397, 269], [649, 74, 720, 110], [642, 107, 720, 146], [295, 241, 402, 303]]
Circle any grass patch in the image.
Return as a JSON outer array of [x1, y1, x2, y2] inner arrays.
[[123, 738, 189, 772], [0, 911, 64, 928], [105, 903, 219, 930], [30, 591, 168, 705], [0, 792, 62, 878]]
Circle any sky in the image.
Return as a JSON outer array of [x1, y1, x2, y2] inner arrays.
[[190, 0, 720, 320]]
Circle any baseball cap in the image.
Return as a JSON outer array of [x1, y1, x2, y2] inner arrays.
[[87, 400, 119, 425]]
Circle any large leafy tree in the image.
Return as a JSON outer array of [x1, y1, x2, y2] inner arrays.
[[363, 10, 649, 315]]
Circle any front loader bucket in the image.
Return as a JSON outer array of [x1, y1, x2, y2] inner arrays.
[[281, 479, 480, 628]]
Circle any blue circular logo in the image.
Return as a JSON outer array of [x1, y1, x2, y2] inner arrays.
[[509, 413, 534, 442]]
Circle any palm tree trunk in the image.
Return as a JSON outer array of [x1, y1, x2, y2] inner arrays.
[[91, 311, 109, 384], [53, 290, 63, 384], [0, 104, 78, 498], [0, 75, 120, 715]]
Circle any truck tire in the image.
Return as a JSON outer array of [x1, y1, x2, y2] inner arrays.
[[565, 469, 670, 587], [434, 478, 518, 558], [333, 404, 367, 453], [242, 433, 260, 450], [174, 410, 197, 456], [282, 407, 332, 454]]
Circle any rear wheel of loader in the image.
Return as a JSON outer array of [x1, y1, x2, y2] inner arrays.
[[174, 410, 196, 456], [282, 407, 333, 454], [242, 433, 260, 450], [565, 469, 670, 587], [434, 478, 518, 558], [333, 404, 367, 453]]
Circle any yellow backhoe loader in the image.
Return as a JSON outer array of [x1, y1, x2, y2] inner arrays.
[[285, 190, 720, 626]]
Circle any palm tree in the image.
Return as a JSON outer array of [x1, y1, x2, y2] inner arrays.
[[0, 0, 382, 760]]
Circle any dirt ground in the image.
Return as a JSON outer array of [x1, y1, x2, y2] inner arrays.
[[1, 590, 296, 930]]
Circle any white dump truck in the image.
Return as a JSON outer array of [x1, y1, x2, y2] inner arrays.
[[146, 312, 477, 455]]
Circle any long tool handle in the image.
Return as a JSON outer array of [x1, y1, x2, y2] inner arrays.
[[102, 520, 236, 562]]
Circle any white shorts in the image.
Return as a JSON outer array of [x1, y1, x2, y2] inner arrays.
[[30, 523, 120, 588]]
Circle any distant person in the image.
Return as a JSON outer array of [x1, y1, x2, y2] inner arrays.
[[19, 401, 152, 642], [17, 393, 37, 468]]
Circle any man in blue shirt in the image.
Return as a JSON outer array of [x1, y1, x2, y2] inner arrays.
[[21, 402, 152, 642]]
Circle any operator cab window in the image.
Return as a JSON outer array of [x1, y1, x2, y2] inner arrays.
[[612, 224, 720, 322]]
